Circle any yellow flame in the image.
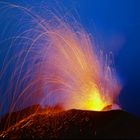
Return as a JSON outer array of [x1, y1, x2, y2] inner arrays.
[[84, 88, 108, 111]]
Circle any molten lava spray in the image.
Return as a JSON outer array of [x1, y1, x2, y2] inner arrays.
[[39, 21, 121, 111], [0, 2, 121, 114]]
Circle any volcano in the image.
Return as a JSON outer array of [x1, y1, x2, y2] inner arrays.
[[0, 105, 140, 139]]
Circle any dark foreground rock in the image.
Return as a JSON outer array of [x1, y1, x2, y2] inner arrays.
[[0, 107, 140, 139], [0, 105, 43, 132]]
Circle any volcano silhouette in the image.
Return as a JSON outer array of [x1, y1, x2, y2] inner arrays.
[[0, 105, 140, 139]]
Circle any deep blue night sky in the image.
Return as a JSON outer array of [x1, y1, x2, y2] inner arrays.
[[0, 0, 140, 116]]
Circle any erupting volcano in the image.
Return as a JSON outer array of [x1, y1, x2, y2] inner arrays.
[[0, 2, 140, 139]]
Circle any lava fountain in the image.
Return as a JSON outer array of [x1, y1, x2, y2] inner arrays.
[[0, 2, 121, 116], [39, 23, 121, 111]]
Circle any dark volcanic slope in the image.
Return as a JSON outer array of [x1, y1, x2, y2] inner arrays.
[[0, 109, 140, 139], [0, 105, 42, 132]]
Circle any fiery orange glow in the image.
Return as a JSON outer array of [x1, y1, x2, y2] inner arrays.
[[82, 88, 108, 111], [0, 2, 121, 113], [40, 21, 121, 111]]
